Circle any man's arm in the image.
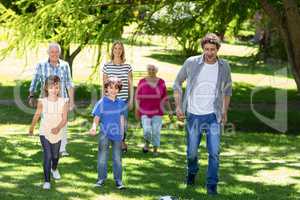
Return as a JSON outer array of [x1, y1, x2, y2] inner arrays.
[[67, 87, 75, 110], [174, 90, 185, 121], [222, 62, 232, 124], [173, 60, 188, 121], [222, 96, 231, 124], [28, 64, 41, 107], [65, 63, 75, 110]]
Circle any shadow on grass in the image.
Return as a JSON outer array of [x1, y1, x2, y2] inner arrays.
[[0, 127, 299, 200]]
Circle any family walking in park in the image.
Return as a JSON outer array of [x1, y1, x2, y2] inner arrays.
[[28, 33, 232, 196]]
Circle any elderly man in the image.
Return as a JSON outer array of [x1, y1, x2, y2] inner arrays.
[[28, 42, 75, 156], [173, 33, 232, 195]]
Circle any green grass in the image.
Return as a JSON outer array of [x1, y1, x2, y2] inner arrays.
[[0, 105, 300, 200]]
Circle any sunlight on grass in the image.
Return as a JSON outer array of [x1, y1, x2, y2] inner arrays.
[[235, 167, 300, 185], [0, 108, 300, 199]]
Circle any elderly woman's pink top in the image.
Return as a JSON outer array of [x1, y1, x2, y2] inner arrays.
[[136, 78, 168, 118]]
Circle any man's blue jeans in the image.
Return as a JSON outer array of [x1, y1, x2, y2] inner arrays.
[[186, 112, 221, 186], [97, 134, 122, 182]]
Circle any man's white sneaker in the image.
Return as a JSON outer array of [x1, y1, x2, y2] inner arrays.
[[43, 182, 51, 190], [51, 169, 61, 180]]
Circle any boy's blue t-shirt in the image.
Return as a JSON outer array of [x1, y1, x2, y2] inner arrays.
[[92, 96, 126, 141]]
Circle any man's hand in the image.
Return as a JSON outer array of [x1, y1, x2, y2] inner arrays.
[[176, 107, 185, 122], [51, 127, 60, 135], [28, 96, 37, 108], [89, 128, 97, 136], [221, 112, 228, 125], [69, 100, 75, 111]]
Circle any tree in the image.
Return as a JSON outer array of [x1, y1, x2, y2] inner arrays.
[[141, 1, 257, 56], [0, 0, 148, 76], [259, 0, 300, 91]]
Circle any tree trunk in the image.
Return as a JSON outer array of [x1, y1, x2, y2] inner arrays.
[[60, 44, 84, 78], [260, 0, 300, 91], [283, 0, 300, 92]]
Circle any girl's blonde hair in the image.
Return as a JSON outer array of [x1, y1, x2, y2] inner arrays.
[[43, 75, 61, 97], [110, 41, 126, 63]]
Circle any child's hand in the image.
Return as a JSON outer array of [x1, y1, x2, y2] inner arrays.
[[89, 128, 97, 136], [51, 127, 60, 135]]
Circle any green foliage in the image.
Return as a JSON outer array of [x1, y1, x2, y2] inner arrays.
[[0, 0, 140, 72], [142, 1, 258, 56]]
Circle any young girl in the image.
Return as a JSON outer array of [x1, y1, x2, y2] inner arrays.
[[29, 75, 69, 190], [90, 77, 126, 189]]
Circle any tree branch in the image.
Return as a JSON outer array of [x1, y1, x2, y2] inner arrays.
[[70, 45, 82, 62], [84, 0, 173, 8], [259, 0, 283, 29]]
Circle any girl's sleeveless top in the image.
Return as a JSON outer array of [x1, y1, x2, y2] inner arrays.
[[39, 97, 66, 144]]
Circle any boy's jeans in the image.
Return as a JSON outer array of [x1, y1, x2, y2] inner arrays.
[[97, 134, 122, 182]]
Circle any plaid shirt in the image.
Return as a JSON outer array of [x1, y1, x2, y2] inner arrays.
[[29, 59, 74, 98]]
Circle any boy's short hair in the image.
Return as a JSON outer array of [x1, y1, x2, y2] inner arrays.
[[104, 77, 123, 91]]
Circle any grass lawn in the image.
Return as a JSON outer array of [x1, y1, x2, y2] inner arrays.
[[0, 104, 300, 200]]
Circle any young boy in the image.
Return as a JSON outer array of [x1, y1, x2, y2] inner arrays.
[[90, 77, 126, 189]]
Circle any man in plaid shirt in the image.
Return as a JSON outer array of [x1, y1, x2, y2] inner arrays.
[[28, 42, 75, 156]]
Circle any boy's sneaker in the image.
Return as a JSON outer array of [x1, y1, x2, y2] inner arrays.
[[42, 182, 51, 190], [207, 184, 218, 195], [51, 169, 61, 180], [116, 181, 126, 190], [95, 179, 105, 187]]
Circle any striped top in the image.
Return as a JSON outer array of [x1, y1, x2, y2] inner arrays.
[[102, 62, 132, 100], [29, 59, 74, 98]]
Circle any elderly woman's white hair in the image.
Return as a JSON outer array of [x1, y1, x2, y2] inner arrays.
[[47, 42, 61, 54], [147, 64, 158, 72]]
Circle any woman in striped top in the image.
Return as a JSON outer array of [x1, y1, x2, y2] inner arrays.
[[102, 41, 133, 153]]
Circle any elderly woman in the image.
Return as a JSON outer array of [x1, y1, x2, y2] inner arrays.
[[135, 64, 173, 156]]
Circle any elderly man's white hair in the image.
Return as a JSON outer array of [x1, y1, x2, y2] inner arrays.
[[147, 64, 158, 71], [47, 42, 61, 54]]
